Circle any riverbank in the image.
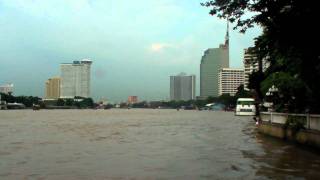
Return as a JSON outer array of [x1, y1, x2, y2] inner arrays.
[[258, 112, 320, 149]]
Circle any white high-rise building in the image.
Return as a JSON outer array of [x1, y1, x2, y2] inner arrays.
[[60, 59, 92, 98], [218, 68, 244, 96], [170, 73, 196, 101]]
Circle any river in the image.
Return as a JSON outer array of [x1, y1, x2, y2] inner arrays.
[[0, 109, 319, 179]]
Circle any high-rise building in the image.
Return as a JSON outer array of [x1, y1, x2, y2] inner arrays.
[[0, 83, 14, 95], [45, 77, 61, 99], [128, 96, 138, 104], [218, 68, 244, 96], [200, 23, 229, 98], [243, 48, 269, 90], [170, 73, 196, 101], [60, 59, 92, 98]]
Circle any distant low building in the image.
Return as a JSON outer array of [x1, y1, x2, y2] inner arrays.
[[128, 96, 138, 104], [218, 68, 244, 96], [0, 83, 14, 95], [45, 77, 61, 99]]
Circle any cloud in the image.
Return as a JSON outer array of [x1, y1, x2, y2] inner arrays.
[[149, 43, 175, 52]]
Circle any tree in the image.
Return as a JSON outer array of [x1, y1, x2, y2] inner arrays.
[[0, 93, 15, 103], [0, 93, 40, 107], [65, 99, 74, 106], [79, 98, 94, 108], [202, 0, 319, 113], [235, 85, 252, 99], [56, 99, 65, 106], [219, 94, 236, 107]]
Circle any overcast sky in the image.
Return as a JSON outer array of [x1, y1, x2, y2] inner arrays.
[[0, 0, 261, 102]]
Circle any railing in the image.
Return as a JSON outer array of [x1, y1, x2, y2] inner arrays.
[[260, 112, 320, 131]]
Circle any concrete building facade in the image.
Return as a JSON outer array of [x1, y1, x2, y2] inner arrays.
[[200, 23, 229, 98], [218, 68, 244, 96], [243, 48, 270, 90], [45, 77, 61, 99], [60, 59, 92, 98], [170, 73, 196, 101]]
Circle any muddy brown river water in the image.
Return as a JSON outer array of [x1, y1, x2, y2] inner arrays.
[[0, 109, 320, 179]]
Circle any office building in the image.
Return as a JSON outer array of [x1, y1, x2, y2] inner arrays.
[[170, 73, 196, 101], [0, 83, 14, 95], [45, 77, 61, 99], [60, 59, 92, 98], [200, 23, 229, 98], [218, 68, 244, 96]]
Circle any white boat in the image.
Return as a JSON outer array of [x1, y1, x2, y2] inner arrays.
[[235, 98, 256, 116]]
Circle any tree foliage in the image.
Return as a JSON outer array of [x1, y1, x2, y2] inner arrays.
[[55, 98, 94, 108], [202, 0, 319, 113], [56, 99, 65, 106], [0, 93, 40, 107]]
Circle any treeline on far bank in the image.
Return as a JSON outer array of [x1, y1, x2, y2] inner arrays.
[[1, 85, 252, 109], [128, 95, 233, 109], [130, 85, 252, 109], [47, 97, 94, 108], [131, 84, 251, 109], [0, 93, 94, 109], [0, 92, 41, 107]]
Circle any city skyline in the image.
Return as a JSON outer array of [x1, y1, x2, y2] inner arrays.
[[0, 0, 261, 102]]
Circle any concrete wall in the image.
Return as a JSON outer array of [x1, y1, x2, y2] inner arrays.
[[309, 115, 320, 131], [258, 123, 285, 139], [258, 122, 320, 149]]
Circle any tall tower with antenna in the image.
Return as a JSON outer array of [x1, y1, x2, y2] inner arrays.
[[200, 21, 230, 98], [225, 21, 229, 48]]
